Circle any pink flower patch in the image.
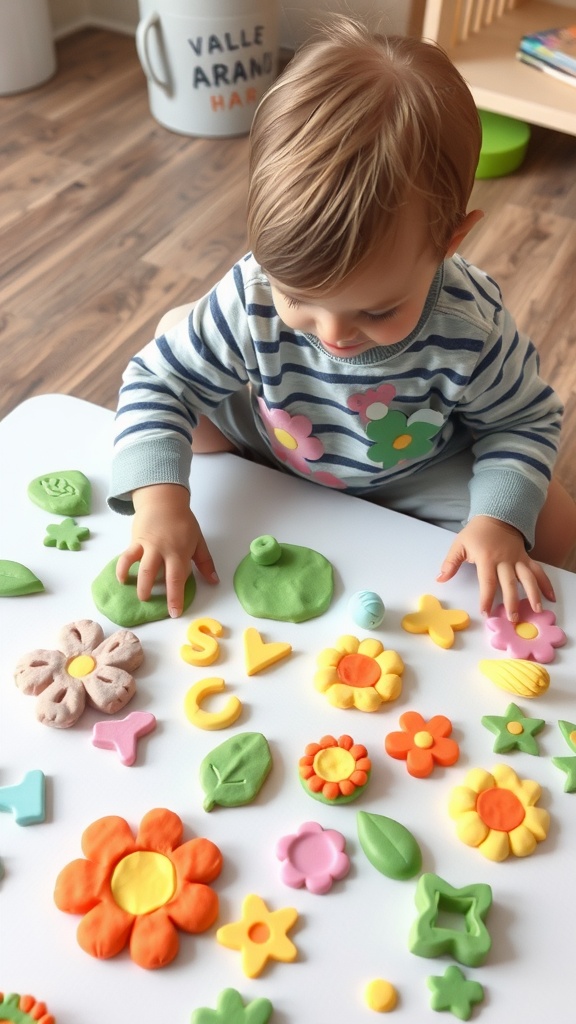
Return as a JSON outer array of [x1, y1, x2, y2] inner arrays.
[[258, 399, 324, 473], [347, 384, 396, 425], [276, 821, 350, 894], [485, 598, 566, 663], [308, 470, 348, 489]]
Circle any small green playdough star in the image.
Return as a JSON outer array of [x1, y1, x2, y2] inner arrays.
[[44, 517, 91, 551], [92, 555, 196, 627], [552, 720, 576, 792], [427, 965, 484, 1020], [481, 702, 545, 755], [191, 987, 273, 1024], [28, 469, 91, 515], [409, 872, 493, 967], [233, 534, 333, 622], [0, 560, 44, 597]]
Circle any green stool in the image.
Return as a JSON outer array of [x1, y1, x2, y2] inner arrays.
[[476, 110, 531, 179]]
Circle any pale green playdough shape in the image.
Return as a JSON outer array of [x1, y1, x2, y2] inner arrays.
[[191, 987, 273, 1024], [200, 731, 272, 811], [28, 470, 91, 515], [44, 517, 90, 551], [357, 810, 422, 880], [233, 534, 333, 622], [0, 560, 45, 597], [91, 555, 196, 627]]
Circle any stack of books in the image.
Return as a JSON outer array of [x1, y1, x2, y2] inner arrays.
[[517, 25, 576, 88]]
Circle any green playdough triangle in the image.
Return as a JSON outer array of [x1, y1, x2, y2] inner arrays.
[[0, 560, 45, 597], [92, 556, 196, 627], [233, 534, 334, 622], [28, 470, 92, 515]]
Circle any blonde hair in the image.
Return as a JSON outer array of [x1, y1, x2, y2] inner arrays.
[[248, 17, 481, 290]]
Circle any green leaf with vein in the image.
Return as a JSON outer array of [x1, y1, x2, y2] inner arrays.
[[200, 732, 272, 811], [0, 560, 45, 596]]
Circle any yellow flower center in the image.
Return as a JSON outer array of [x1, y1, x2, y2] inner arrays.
[[66, 654, 96, 678], [273, 427, 298, 450], [514, 622, 538, 640], [476, 786, 525, 833], [392, 433, 412, 450], [414, 730, 434, 749], [313, 746, 355, 783], [111, 851, 176, 915], [507, 721, 524, 735]]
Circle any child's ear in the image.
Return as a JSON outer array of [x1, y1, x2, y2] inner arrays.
[[445, 209, 484, 257]]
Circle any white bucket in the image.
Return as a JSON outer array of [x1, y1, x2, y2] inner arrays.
[[0, 0, 56, 95], [136, 0, 279, 137]]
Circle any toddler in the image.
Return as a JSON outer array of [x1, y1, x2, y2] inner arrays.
[[109, 17, 576, 620]]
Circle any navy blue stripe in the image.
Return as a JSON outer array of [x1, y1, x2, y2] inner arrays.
[[114, 420, 192, 444]]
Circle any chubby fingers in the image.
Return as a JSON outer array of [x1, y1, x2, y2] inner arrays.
[[193, 532, 219, 586], [436, 541, 467, 583], [116, 543, 144, 584]]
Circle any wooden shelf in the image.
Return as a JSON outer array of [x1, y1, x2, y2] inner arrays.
[[423, 1, 576, 135]]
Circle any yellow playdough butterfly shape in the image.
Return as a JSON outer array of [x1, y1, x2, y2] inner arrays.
[[402, 595, 470, 649]]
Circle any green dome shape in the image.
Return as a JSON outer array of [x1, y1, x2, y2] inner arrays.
[[92, 556, 196, 627], [233, 534, 334, 622]]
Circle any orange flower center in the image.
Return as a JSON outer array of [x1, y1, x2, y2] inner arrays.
[[66, 654, 96, 678], [476, 787, 525, 833], [248, 921, 271, 943], [338, 653, 380, 688], [514, 622, 538, 639], [273, 427, 298, 450], [111, 851, 176, 915], [392, 433, 413, 450], [313, 746, 355, 782]]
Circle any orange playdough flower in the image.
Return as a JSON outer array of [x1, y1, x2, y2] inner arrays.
[[54, 808, 222, 969], [385, 711, 460, 778]]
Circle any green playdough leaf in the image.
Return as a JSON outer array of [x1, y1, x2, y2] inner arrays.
[[200, 732, 272, 811], [28, 470, 92, 515], [357, 810, 422, 880], [0, 560, 45, 597]]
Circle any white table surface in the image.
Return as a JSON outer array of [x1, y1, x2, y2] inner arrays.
[[1, 394, 574, 1023]]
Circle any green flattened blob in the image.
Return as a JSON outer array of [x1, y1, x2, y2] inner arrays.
[[28, 470, 91, 515], [92, 555, 196, 627], [233, 534, 333, 623], [200, 732, 272, 811], [0, 560, 45, 597], [191, 987, 273, 1024], [357, 810, 422, 880]]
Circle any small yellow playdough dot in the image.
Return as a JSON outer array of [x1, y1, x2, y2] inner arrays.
[[314, 746, 355, 782], [392, 433, 412, 451], [66, 654, 96, 678], [111, 851, 176, 915], [414, 730, 434, 749], [273, 427, 298, 450], [507, 721, 524, 735], [515, 622, 538, 640], [365, 978, 398, 1012]]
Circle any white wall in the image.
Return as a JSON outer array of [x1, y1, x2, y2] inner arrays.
[[48, 0, 415, 43]]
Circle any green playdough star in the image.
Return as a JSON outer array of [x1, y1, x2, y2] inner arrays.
[[191, 987, 273, 1024], [552, 720, 576, 792], [481, 702, 545, 755], [427, 965, 484, 1020], [44, 517, 90, 551]]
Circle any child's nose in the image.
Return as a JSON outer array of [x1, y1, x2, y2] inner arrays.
[[316, 312, 357, 346]]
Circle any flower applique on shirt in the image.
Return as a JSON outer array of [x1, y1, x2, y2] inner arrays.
[[257, 399, 346, 488], [348, 386, 443, 470]]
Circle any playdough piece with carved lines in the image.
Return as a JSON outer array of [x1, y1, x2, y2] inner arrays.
[[181, 617, 224, 666], [185, 677, 242, 730], [243, 627, 292, 675], [401, 594, 470, 649]]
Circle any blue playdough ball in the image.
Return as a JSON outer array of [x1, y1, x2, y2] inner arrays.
[[349, 590, 385, 630]]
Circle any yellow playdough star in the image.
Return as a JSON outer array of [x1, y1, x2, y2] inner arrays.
[[216, 893, 298, 977], [402, 595, 470, 649]]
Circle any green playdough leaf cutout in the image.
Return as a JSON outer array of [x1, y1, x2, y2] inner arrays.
[[28, 470, 91, 515], [0, 560, 45, 597], [92, 556, 196, 627], [357, 810, 422, 880], [200, 732, 272, 811]]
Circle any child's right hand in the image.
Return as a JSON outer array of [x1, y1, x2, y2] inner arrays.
[[116, 483, 218, 618]]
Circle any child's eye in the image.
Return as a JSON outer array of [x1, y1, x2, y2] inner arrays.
[[363, 307, 399, 322]]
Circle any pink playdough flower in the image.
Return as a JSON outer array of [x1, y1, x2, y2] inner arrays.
[[276, 821, 350, 894], [257, 399, 323, 473], [485, 599, 566, 663]]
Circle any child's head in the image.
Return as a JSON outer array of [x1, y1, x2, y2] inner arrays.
[[247, 17, 481, 291]]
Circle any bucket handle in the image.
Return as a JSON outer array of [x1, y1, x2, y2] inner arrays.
[[136, 12, 170, 92]]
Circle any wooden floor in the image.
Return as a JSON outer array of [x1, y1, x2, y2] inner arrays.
[[1, 28, 575, 565]]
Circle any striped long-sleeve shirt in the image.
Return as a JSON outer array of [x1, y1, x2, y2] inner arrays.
[[109, 252, 562, 547]]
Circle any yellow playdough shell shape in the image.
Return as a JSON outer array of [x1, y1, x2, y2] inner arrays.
[[479, 658, 550, 697]]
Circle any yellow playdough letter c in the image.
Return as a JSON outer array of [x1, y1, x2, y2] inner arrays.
[[184, 677, 242, 730]]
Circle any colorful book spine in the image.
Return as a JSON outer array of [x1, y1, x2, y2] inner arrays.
[[519, 25, 576, 76]]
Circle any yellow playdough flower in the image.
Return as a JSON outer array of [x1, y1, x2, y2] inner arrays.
[[216, 893, 298, 977], [449, 764, 550, 861], [314, 635, 404, 711]]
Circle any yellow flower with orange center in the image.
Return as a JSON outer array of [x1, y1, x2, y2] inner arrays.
[[216, 893, 298, 977], [449, 764, 550, 861], [299, 733, 371, 803], [54, 808, 222, 968], [315, 635, 404, 711]]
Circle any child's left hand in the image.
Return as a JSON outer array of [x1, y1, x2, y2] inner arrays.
[[436, 515, 556, 621]]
